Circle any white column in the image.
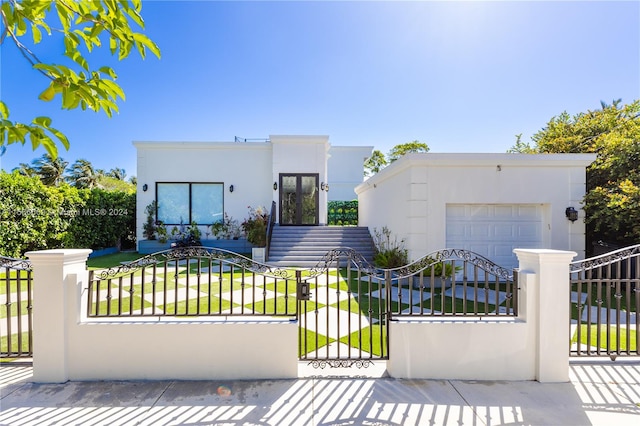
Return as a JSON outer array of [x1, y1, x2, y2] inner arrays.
[[26, 249, 91, 383], [514, 249, 576, 383]]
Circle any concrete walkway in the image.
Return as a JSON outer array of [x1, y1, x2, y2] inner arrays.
[[1, 360, 639, 425]]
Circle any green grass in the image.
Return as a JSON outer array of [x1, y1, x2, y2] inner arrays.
[[299, 328, 334, 357], [1, 332, 31, 358], [0, 270, 31, 295], [164, 296, 236, 316], [1, 300, 30, 319], [571, 283, 637, 320], [87, 252, 145, 270], [572, 325, 638, 351], [339, 325, 387, 357], [89, 295, 152, 316]]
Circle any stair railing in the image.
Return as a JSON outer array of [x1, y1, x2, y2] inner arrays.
[[265, 200, 276, 261]]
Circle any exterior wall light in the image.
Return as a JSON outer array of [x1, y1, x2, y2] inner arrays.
[[320, 182, 326, 191], [142, 184, 148, 192], [229, 184, 234, 193], [565, 207, 578, 222], [320, 182, 329, 192], [273, 182, 278, 190]]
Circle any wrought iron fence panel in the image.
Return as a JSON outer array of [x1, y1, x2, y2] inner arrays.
[[570, 244, 640, 359], [87, 247, 297, 318], [1, 256, 33, 358], [373, 249, 517, 318], [298, 248, 390, 366]]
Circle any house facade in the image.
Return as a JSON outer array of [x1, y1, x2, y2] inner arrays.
[[134, 135, 373, 249], [356, 152, 597, 270]]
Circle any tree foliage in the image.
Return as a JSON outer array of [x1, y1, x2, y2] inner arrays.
[[387, 140, 430, 163], [509, 99, 640, 247], [0, 171, 82, 257], [365, 140, 430, 177], [0, 171, 136, 256], [364, 149, 387, 177], [0, 0, 160, 157]]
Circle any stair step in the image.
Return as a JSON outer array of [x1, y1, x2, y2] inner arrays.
[[267, 225, 375, 267]]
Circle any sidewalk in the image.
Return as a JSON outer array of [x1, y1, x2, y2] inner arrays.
[[1, 360, 639, 425]]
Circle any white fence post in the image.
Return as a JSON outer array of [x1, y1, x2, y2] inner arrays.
[[26, 249, 92, 383], [514, 249, 576, 383]]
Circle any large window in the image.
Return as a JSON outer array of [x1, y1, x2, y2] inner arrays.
[[156, 182, 223, 225]]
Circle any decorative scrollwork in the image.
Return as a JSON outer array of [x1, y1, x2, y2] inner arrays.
[[308, 359, 374, 369], [570, 243, 640, 273], [92, 246, 294, 281], [388, 249, 513, 280], [0, 256, 32, 271]]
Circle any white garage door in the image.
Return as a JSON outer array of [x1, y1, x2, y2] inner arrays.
[[446, 204, 544, 272]]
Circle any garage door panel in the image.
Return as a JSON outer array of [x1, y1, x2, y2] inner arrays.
[[446, 204, 543, 271], [469, 224, 491, 238]]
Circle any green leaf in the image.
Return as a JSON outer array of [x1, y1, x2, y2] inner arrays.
[[133, 33, 161, 58], [55, 2, 71, 32], [32, 24, 42, 44], [38, 84, 56, 102], [98, 66, 117, 79], [0, 102, 9, 120], [48, 127, 70, 150], [33, 116, 53, 128]]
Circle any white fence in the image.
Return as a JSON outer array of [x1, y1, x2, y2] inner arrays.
[[27, 248, 575, 383]]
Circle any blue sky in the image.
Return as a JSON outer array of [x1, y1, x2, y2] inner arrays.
[[1, 0, 639, 177]]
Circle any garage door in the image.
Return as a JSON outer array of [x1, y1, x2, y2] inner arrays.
[[446, 204, 544, 272]]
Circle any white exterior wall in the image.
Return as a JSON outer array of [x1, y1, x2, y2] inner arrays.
[[271, 135, 330, 225], [327, 145, 373, 201], [388, 249, 576, 382], [356, 153, 596, 262], [135, 136, 370, 243], [29, 248, 576, 383], [28, 249, 298, 382], [135, 141, 272, 245]]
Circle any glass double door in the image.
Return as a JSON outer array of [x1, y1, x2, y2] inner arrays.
[[279, 174, 319, 225]]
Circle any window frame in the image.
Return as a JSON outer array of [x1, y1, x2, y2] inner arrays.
[[155, 181, 224, 226]]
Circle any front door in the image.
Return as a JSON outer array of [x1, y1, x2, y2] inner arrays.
[[280, 174, 319, 225]]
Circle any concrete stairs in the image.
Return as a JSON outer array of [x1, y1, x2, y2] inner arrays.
[[267, 226, 375, 267]]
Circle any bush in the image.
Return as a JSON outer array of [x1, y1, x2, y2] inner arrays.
[[0, 171, 136, 256], [0, 172, 83, 257], [328, 200, 358, 226], [372, 226, 408, 268], [64, 189, 136, 250]]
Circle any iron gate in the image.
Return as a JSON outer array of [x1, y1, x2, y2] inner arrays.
[[1, 256, 33, 359], [297, 248, 517, 367], [297, 249, 389, 367], [570, 244, 640, 359]]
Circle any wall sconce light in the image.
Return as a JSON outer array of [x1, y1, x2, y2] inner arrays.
[[320, 182, 329, 192], [142, 184, 148, 192], [565, 207, 578, 222], [229, 184, 234, 193], [320, 182, 326, 191], [273, 182, 278, 190]]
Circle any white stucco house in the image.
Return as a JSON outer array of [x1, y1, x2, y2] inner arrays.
[[356, 152, 596, 270], [135, 135, 595, 269], [135, 135, 373, 249]]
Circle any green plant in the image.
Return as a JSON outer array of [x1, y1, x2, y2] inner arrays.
[[418, 257, 460, 278], [211, 213, 241, 239], [242, 206, 268, 247], [143, 201, 157, 240], [372, 226, 408, 268], [156, 222, 168, 244]]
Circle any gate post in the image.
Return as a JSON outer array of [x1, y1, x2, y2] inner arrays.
[[25, 249, 92, 383], [514, 249, 576, 383]]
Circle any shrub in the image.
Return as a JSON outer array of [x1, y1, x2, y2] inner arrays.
[[372, 226, 408, 268]]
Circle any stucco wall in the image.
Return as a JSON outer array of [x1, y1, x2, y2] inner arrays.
[[135, 141, 273, 246], [327, 145, 373, 201], [356, 153, 596, 262]]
